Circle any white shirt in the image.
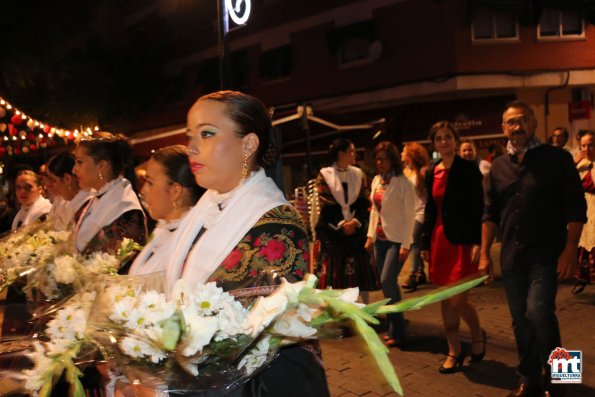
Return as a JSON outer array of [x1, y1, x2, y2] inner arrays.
[[367, 174, 416, 249]]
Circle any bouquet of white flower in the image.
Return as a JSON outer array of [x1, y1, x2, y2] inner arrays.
[[0, 290, 97, 397], [1, 236, 141, 304], [0, 271, 486, 396], [0, 228, 70, 274], [85, 273, 488, 396]]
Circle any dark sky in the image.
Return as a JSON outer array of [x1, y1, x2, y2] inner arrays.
[[0, 0, 203, 133]]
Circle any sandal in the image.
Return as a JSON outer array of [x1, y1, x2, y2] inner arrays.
[[439, 350, 465, 373], [470, 329, 487, 363]]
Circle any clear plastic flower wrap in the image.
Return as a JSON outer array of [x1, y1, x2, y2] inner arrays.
[[0, 229, 142, 320], [2, 267, 487, 396], [0, 219, 74, 299], [86, 273, 280, 395], [0, 288, 99, 397]]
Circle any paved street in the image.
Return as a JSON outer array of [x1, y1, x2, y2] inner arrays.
[[321, 278, 595, 397]]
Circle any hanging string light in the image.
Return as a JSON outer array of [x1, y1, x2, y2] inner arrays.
[[0, 95, 99, 158]]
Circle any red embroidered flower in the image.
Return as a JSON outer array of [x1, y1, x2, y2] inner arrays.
[[295, 268, 304, 277], [302, 248, 310, 263], [259, 239, 287, 262], [222, 249, 243, 270]]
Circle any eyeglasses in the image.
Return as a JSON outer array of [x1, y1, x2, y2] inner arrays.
[[503, 117, 530, 128]]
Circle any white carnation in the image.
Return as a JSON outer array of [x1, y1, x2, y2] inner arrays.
[[138, 290, 176, 325], [54, 255, 79, 284], [120, 336, 166, 363]]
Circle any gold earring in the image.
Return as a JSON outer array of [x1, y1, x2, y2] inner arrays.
[[99, 170, 103, 180], [172, 200, 178, 211], [241, 153, 249, 180]]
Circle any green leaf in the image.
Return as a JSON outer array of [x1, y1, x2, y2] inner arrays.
[[38, 382, 53, 397], [321, 296, 379, 325], [160, 317, 181, 351], [362, 298, 391, 314], [352, 315, 403, 396], [71, 376, 86, 397], [376, 276, 488, 314], [310, 311, 334, 326]]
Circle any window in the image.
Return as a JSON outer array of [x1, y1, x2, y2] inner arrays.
[[259, 45, 292, 82], [538, 9, 584, 39], [472, 8, 518, 41], [326, 21, 381, 66], [195, 58, 220, 93], [195, 50, 248, 93]]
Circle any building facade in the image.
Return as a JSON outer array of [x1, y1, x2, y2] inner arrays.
[[123, 0, 595, 187]]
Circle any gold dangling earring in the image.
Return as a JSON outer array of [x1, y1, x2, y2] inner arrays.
[[241, 153, 249, 180], [99, 170, 103, 180]]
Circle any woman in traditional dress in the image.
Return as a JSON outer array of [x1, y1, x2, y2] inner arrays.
[[315, 138, 379, 302], [365, 141, 416, 348], [2, 169, 52, 336], [128, 145, 204, 276], [400, 142, 430, 292], [72, 132, 147, 257], [44, 152, 91, 230], [138, 90, 329, 396], [420, 121, 485, 373], [11, 169, 52, 231], [573, 130, 595, 294]]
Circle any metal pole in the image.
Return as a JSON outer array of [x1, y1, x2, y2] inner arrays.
[[300, 105, 314, 179], [217, 0, 231, 89]]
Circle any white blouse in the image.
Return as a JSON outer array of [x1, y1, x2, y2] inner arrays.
[[128, 217, 185, 276], [11, 196, 52, 231], [49, 190, 92, 230], [367, 174, 417, 249]]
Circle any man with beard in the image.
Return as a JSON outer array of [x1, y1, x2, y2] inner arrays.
[[479, 101, 586, 397]]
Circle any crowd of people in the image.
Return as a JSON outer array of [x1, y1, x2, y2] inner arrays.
[[0, 93, 592, 397]]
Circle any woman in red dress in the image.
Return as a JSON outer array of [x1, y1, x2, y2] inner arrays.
[[421, 121, 485, 373]]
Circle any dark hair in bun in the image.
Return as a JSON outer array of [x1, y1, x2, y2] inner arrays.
[[328, 137, 353, 162], [197, 90, 279, 168], [78, 131, 133, 177], [47, 152, 75, 178], [78, 131, 140, 192], [152, 145, 204, 204]]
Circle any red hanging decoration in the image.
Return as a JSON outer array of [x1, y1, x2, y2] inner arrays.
[[29, 144, 37, 151], [11, 114, 23, 125], [8, 124, 16, 136]]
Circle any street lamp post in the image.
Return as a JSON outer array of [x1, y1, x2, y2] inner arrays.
[[217, 0, 231, 90], [217, 0, 251, 90]]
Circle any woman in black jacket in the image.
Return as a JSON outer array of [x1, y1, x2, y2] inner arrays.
[[420, 121, 485, 374]]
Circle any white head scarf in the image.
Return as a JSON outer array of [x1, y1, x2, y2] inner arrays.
[[74, 177, 143, 252], [165, 168, 287, 295], [319, 164, 362, 220]]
